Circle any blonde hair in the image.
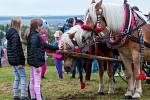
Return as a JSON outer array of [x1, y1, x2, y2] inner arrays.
[[21, 28, 30, 40], [10, 17, 22, 32]]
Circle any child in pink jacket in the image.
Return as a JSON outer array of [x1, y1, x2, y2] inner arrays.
[[40, 19, 49, 78]]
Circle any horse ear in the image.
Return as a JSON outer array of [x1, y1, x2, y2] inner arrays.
[[95, 0, 102, 9], [91, 0, 96, 4], [69, 32, 76, 39]]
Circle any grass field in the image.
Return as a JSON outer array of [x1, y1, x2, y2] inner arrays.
[[0, 66, 150, 100]]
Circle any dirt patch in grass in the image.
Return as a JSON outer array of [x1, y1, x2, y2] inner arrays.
[[45, 91, 97, 100], [0, 82, 12, 94]]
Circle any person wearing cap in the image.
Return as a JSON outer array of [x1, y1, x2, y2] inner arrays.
[[53, 31, 63, 79], [40, 19, 49, 78]]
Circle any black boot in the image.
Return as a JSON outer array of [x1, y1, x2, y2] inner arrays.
[[20, 96, 29, 100], [13, 96, 20, 100], [146, 79, 150, 84], [30, 99, 36, 100]]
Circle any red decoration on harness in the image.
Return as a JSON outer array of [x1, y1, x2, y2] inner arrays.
[[137, 71, 146, 80], [74, 47, 81, 53], [95, 26, 105, 31], [80, 82, 86, 89], [110, 36, 122, 45], [81, 25, 93, 31]]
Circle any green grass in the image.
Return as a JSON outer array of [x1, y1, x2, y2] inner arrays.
[[0, 66, 150, 100]]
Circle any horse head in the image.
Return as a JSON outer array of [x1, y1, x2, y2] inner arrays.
[[82, 0, 125, 45], [61, 33, 74, 72], [61, 25, 88, 72], [81, 0, 108, 44], [61, 25, 82, 71]]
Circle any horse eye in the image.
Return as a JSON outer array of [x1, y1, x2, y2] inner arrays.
[[82, 36, 86, 43]]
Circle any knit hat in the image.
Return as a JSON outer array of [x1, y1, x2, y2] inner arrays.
[[54, 31, 60, 38], [41, 19, 49, 29]]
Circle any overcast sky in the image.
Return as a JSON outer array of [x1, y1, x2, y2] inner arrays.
[[0, 0, 149, 16]]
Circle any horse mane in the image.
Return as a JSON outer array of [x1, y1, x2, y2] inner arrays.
[[88, 3, 124, 32], [102, 3, 124, 32], [67, 25, 83, 48], [61, 33, 74, 50], [73, 25, 84, 48], [61, 25, 83, 50]]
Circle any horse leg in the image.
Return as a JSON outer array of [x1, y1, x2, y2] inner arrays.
[[132, 50, 142, 98], [98, 61, 105, 95], [85, 45, 94, 81], [119, 53, 134, 98], [76, 59, 86, 89], [85, 59, 92, 81], [107, 61, 115, 94]]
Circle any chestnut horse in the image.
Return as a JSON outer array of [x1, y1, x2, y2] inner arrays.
[[81, 0, 150, 98], [61, 25, 114, 93]]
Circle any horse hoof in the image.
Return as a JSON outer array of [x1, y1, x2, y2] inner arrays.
[[108, 90, 115, 94], [98, 92, 105, 95], [131, 97, 138, 100], [124, 96, 132, 99], [132, 93, 141, 99], [85, 78, 90, 81], [132, 90, 142, 99]]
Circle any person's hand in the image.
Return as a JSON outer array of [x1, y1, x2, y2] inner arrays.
[[18, 65, 22, 68], [59, 43, 64, 50], [36, 67, 41, 73]]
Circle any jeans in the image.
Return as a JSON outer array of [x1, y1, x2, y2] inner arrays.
[[12, 65, 26, 97]]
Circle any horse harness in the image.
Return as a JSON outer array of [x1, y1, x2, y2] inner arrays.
[[82, 2, 150, 48], [71, 39, 81, 53]]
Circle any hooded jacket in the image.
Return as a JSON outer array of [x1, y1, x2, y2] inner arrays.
[[27, 29, 59, 68], [6, 28, 25, 66]]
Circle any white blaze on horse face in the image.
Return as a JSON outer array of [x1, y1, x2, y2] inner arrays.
[[61, 33, 74, 70], [82, 9, 95, 46], [61, 33, 74, 50]]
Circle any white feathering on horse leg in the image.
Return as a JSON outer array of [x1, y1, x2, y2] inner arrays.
[[119, 52, 134, 97], [108, 76, 115, 94], [132, 50, 142, 98], [124, 69, 134, 97], [98, 75, 104, 93], [124, 75, 134, 97], [132, 90, 142, 98]]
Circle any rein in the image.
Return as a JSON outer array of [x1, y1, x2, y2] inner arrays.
[[82, 20, 146, 41]]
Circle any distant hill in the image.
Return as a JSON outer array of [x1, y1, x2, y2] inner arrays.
[[0, 15, 84, 28]]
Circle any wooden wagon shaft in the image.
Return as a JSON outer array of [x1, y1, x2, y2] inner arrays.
[[57, 50, 122, 62]]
